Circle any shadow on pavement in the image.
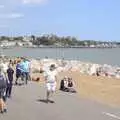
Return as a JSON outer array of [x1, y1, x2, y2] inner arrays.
[[13, 83, 25, 86], [36, 99, 48, 104]]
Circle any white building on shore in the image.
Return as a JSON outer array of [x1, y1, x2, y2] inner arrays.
[[0, 40, 16, 47]]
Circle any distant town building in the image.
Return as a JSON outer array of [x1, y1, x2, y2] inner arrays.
[[0, 41, 16, 47], [23, 36, 32, 42]]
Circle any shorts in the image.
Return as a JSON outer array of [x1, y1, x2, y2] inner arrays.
[[0, 91, 2, 98], [46, 82, 56, 92], [0, 89, 5, 99], [16, 69, 22, 78]]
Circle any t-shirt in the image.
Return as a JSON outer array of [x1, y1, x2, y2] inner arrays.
[[64, 80, 68, 88], [7, 68, 14, 82], [16, 63, 23, 71], [23, 61, 30, 73], [0, 73, 7, 89], [44, 70, 57, 83], [20, 61, 30, 73]]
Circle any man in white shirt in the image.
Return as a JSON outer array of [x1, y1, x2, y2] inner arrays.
[[44, 64, 57, 103]]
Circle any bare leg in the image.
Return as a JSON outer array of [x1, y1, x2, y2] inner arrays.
[[46, 90, 50, 102], [0, 98, 4, 112], [0, 98, 6, 113], [15, 77, 18, 85], [48, 90, 55, 103]]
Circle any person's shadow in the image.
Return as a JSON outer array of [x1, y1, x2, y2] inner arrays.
[[14, 83, 24, 86], [36, 99, 55, 104], [36, 99, 48, 104]]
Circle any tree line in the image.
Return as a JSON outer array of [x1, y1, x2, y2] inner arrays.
[[0, 34, 119, 47]]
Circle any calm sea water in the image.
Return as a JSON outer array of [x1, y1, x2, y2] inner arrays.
[[2, 47, 120, 66]]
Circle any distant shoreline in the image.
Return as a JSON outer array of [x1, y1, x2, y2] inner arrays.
[[1, 46, 120, 49]]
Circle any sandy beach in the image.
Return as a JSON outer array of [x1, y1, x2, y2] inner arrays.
[[31, 70, 120, 107], [57, 71, 120, 107]]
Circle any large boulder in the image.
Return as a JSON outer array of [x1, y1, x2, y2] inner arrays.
[[0, 62, 9, 73], [30, 59, 41, 73]]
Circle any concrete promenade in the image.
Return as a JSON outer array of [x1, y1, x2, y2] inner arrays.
[[0, 82, 120, 120]]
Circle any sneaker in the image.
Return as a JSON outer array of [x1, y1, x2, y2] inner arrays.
[[1, 110, 4, 114], [8, 95, 11, 98], [48, 99, 55, 103], [46, 99, 49, 103], [15, 82, 18, 85], [4, 109, 7, 113]]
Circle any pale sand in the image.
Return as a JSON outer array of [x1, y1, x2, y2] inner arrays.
[[32, 71, 120, 107]]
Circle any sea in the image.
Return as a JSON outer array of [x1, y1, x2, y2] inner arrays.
[[1, 47, 120, 66]]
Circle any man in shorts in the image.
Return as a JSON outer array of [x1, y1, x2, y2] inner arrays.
[[15, 60, 22, 85], [20, 58, 30, 85], [44, 64, 57, 103]]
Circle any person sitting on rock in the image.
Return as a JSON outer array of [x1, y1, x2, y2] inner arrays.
[[60, 77, 76, 93], [67, 77, 77, 93], [60, 76, 68, 91]]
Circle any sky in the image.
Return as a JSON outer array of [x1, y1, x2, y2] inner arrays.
[[0, 0, 120, 41]]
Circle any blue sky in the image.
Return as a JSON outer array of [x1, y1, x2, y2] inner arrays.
[[0, 0, 120, 41]]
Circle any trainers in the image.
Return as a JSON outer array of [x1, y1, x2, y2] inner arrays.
[[48, 100, 55, 103], [46, 99, 49, 103], [4, 109, 7, 113], [15, 82, 18, 85], [1, 110, 4, 114], [8, 95, 11, 98]]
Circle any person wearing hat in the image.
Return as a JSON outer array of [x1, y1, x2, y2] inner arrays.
[[44, 64, 57, 103]]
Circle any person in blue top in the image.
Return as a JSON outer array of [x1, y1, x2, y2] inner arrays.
[[20, 58, 30, 85]]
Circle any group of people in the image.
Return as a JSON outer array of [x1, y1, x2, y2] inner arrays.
[[0, 64, 15, 114], [0, 58, 30, 114], [15, 58, 31, 85], [0, 58, 76, 113], [60, 76, 76, 93]]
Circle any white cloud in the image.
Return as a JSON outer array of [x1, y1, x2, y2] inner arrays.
[[22, 0, 48, 4], [0, 13, 24, 19], [0, 5, 4, 8], [8, 13, 24, 18]]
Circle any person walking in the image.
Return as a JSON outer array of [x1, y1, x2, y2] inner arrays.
[[6, 65, 14, 98], [20, 58, 30, 85], [44, 64, 57, 103], [15, 60, 22, 85], [0, 68, 7, 113]]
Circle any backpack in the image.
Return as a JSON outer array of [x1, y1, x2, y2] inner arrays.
[[0, 74, 7, 89]]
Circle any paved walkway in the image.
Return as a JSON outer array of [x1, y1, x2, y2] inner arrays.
[[0, 82, 120, 120]]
